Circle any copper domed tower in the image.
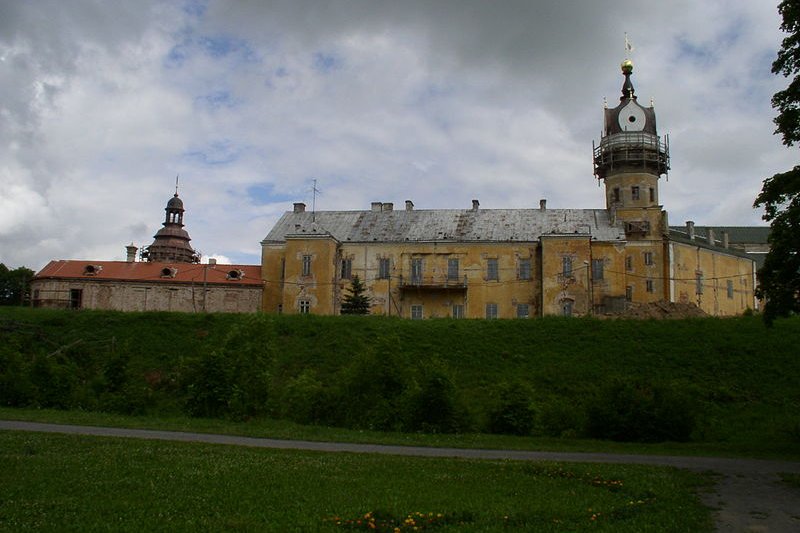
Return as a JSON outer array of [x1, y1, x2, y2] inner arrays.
[[141, 190, 200, 263]]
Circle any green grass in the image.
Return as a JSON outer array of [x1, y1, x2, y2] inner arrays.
[[0, 430, 712, 532], [1, 406, 795, 461], [2, 307, 799, 458]]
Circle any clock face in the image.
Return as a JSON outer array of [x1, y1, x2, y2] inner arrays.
[[618, 101, 646, 132]]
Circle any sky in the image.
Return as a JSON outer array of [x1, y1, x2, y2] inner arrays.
[[0, 0, 794, 271]]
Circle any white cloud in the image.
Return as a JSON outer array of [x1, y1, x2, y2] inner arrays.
[[0, 0, 790, 271]]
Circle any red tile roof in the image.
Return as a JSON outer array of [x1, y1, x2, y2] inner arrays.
[[34, 260, 263, 287]]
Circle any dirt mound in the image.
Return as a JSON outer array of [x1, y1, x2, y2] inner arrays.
[[603, 300, 707, 319]]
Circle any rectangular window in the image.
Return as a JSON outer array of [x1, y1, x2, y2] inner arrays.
[[646, 279, 655, 293], [378, 258, 390, 279], [487, 258, 499, 281], [727, 279, 734, 299], [485, 303, 498, 319], [649, 187, 655, 203], [516, 304, 530, 318], [411, 258, 423, 283], [518, 258, 531, 280], [591, 259, 604, 281], [625, 255, 633, 271], [696, 272, 704, 295], [447, 258, 459, 281], [612, 187, 620, 203], [302, 255, 312, 277], [631, 186, 640, 200], [643, 251, 654, 266], [411, 304, 423, 320], [562, 256, 573, 277], [452, 304, 464, 319], [299, 300, 310, 314], [340, 258, 352, 280], [625, 285, 633, 301]]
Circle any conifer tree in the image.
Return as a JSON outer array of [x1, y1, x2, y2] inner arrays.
[[340, 275, 371, 315]]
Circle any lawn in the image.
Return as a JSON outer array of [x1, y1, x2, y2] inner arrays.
[[0, 430, 711, 532]]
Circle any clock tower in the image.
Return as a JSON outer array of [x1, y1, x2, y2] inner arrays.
[[593, 59, 670, 237]]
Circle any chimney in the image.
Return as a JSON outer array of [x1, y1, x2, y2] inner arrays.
[[722, 231, 729, 249], [707, 228, 715, 246], [125, 243, 138, 262], [472, 199, 480, 211], [405, 200, 414, 211], [539, 199, 547, 211], [382, 202, 393, 212], [371, 202, 382, 212], [293, 202, 306, 213], [686, 221, 695, 240], [208, 258, 217, 265]]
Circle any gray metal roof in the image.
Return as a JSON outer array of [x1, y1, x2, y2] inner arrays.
[[263, 208, 626, 244], [668, 226, 770, 244]]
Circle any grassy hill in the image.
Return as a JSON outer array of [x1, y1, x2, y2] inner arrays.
[[1, 307, 798, 457]]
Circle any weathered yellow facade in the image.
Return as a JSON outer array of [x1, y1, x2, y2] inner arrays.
[[261, 61, 758, 318]]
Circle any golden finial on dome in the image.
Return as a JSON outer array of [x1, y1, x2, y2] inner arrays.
[[621, 59, 633, 73]]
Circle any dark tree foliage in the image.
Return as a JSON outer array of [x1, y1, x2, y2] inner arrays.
[[0, 264, 35, 306], [340, 275, 371, 315], [754, 0, 800, 324]]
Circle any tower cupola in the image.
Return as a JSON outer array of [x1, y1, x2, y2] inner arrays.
[[593, 60, 670, 210], [141, 189, 199, 263]]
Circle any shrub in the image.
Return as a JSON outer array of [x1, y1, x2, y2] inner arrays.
[[585, 380, 696, 442], [407, 363, 469, 433], [280, 370, 327, 424], [486, 381, 536, 436], [538, 397, 585, 438]]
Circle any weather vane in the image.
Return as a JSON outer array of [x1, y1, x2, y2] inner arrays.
[[624, 33, 634, 59]]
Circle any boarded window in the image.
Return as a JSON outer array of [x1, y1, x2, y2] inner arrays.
[[696, 272, 704, 295], [727, 279, 734, 299], [646, 279, 655, 293], [644, 251, 654, 266], [302, 255, 312, 277], [452, 304, 464, 319], [516, 304, 530, 318]]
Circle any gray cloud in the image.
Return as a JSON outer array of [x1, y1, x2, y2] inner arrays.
[[0, 0, 789, 270]]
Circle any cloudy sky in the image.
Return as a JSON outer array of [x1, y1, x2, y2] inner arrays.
[[0, 0, 794, 271]]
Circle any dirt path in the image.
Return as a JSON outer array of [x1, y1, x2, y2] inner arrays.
[[2, 420, 799, 532]]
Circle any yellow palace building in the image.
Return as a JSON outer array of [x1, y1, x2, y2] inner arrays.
[[261, 61, 757, 319]]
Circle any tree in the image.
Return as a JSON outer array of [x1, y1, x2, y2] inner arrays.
[[0, 264, 35, 306], [754, 0, 800, 324], [340, 275, 371, 315]]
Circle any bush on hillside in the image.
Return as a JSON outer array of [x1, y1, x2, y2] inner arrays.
[[329, 349, 414, 431], [537, 397, 586, 438], [486, 381, 536, 436], [407, 363, 470, 433], [585, 380, 696, 442]]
